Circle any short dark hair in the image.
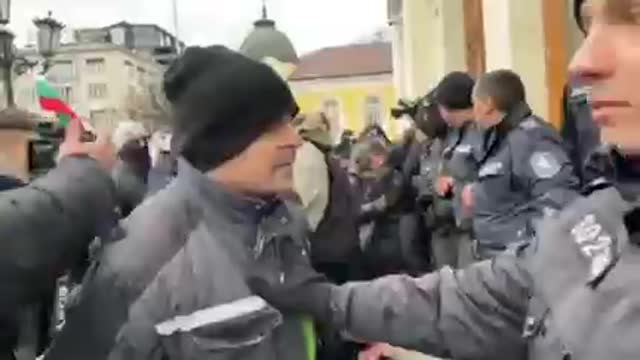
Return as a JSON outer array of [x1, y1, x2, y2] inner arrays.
[[473, 69, 526, 112], [435, 71, 475, 110]]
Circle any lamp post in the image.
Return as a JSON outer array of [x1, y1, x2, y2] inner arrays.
[[33, 11, 64, 73], [0, 0, 64, 108]]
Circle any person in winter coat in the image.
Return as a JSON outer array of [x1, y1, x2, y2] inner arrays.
[[111, 121, 151, 217], [147, 131, 176, 197], [45, 45, 314, 360], [0, 118, 117, 360], [247, 1, 640, 359], [292, 111, 363, 360]]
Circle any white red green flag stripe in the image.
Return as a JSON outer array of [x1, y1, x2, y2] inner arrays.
[[35, 77, 77, 127]]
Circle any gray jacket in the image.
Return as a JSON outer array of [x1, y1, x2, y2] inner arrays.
[[46, 159, 313, 360], [324, 186, 639, 360], [473, 104, 578, 252], [440, 121, 482, 228], [0, 156, 116, 353]]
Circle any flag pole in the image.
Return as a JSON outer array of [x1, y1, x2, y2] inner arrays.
[[172, 0, 181, 54]]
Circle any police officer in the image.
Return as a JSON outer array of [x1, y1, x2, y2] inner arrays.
[[561, 0, 601, 186], [248, 1, 640, 358], [465, 69, 579, 259], [430, 72, 481, 268]]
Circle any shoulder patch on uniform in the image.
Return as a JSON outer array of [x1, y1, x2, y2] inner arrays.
[[530, 151, 561, 179], [570, 213, 618, 286]]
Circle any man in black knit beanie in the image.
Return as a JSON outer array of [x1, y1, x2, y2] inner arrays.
[[45, 46, 317, 360]]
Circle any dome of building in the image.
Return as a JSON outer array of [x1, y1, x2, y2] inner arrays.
[[239, 5, 298, 64]]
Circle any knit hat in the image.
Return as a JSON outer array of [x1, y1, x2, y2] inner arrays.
[[163, 45, 299, 171], [435, 71, 475, 110]]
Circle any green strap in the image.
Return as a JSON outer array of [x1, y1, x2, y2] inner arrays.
[[301, 316, 316, 360]]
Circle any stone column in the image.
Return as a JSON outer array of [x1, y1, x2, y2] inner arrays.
[[400, 0, 466, 98], [482, 0, 549, 120]]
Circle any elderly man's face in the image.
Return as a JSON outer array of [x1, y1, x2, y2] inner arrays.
[[570, 0, 640, 150], [214, 117, 302, 195]]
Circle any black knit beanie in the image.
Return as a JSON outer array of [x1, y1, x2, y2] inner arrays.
[[163, 45, 299, 171], [435, 71, 475, 110]]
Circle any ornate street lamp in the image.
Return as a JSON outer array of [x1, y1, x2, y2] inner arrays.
[[33, 11, 64, 72], [0, 7, 64, 107], [0, 0, 10, 25]]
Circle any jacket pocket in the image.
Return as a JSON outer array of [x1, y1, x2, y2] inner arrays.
[[156, 296, 282, 358]]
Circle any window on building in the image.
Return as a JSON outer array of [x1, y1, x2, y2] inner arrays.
[[133, 26, 161, 48], [55, 86, 73, 103], [90, 109, 107, 125], [85, 58, 106, 73], [110, 27, 126, 46], [387, 0, 403, 24], [364, 96, 383, 127], [47, 60, 74, 83], [88, 83, 108, 99], [137, 66, 147, 86], [124, 61, 135, 80]]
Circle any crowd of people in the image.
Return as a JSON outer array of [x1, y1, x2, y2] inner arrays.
[[1, 0, 640, 359]]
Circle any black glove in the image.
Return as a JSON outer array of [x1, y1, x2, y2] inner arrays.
[[247, 236, 334, 323]]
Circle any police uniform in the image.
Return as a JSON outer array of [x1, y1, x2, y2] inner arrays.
[[249, 146, 640, 360], [562, 82, 601, 185], [430, 121, 481, 268], [472, 102, 579, 258]]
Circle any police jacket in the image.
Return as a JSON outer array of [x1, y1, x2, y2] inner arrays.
[[316, 186, 638, 360], [259, 148, 640, 360], [472, 102, 579, 251], [0, 156, 117, 353], [440, 121, 482, 228], [45, 158, 314, 360]]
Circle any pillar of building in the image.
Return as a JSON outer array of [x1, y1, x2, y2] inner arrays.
[[399, 0, 466, 99], [483, 0, 550, 122]]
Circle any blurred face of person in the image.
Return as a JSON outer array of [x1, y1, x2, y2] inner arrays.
[[570, 0, 640, 150], [472, 95, 502, 129], [438, 105, 471, 128], [211, 116, 302, 195]]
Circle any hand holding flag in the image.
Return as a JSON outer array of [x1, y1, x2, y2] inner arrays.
[[57, 117, 116, 171]]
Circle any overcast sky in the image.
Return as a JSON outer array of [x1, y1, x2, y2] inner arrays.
[[11, 0, 388, 55]]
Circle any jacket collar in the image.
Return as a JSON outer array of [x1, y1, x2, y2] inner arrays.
[[176, 158, 280, 225]]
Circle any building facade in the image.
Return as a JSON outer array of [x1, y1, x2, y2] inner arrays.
[[238, 6, 399, 141], [75, 22, 185, 65], [288, 43, 398, 140], [389, 0, 583, 128], [8, 42, 166, 130]]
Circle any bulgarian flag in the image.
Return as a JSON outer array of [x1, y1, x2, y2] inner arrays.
[[36, 76, 78, 128]]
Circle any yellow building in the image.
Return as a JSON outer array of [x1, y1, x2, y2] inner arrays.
[[239, 5, 398, 141], [288, 43, 398, 140]]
